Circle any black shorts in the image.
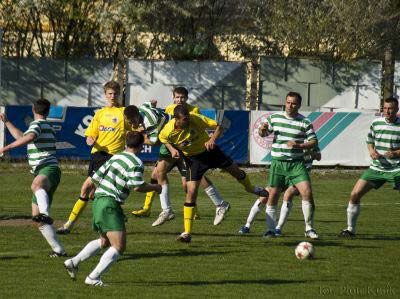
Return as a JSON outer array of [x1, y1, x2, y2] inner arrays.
[[88, 151, 113, 177], [184, 146, 233, 181], [156, 157, 187, 177]]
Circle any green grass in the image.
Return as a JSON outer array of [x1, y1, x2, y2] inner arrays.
[[0, 163, 399, 298]]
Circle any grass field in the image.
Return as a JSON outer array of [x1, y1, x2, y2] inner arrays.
[[0, 163, 399, 298]]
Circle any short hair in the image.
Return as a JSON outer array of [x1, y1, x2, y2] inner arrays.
[[173, 104, 190, 119], [384, 97, 399, 106], [126, 131, 144, 149], [104, 81, 120, 93], [173, 86, 189, 98], [124, 105, 141, 123], [286, 91, 302, 104], [33, 98, 51, 116]]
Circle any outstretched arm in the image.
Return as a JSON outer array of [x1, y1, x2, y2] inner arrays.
[[0, 133, 36, 155], [0, 113, 24, 140], [205, 125, 223, 151]]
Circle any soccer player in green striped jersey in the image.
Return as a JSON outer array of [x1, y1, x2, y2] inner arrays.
[[258, 91, 320, 239], [339, 97, 400, 238], [0, 99, 66, 257], [64, 131, 161, 286]]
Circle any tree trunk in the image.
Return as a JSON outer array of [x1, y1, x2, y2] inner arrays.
[[381, 44, 395, 110]]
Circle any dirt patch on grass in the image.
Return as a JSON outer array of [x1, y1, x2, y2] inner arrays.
[[0, 218, 32, 226]]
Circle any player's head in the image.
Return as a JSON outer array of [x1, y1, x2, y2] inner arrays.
[[103, 81, 120, 106], [124, 105, 142, 129], [174, 104, 190, 129], [33, 98, 51, 117], [126, 131, 144, 150], [383, 96, 399, 121], [285, 91, 302, 117], [173, 87, 189, 105]]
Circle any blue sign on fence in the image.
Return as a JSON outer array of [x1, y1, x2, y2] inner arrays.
[[5, 106, 248, 163]]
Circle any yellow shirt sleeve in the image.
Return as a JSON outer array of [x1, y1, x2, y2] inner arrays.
[[85, 110, 100, 138], [158, 119, 174, 145]]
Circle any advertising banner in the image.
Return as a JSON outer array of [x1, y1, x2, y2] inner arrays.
[[250, 111, 376, 166]]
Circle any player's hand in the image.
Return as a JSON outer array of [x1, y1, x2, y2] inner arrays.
[[0, 113, 8, 123], [205, 138, 216, 151], [86, 136, 96, 146], [312, 151, 322, 161], [369, 149, 381, 160], [170, 148, 180, 159], [0, 147, 6, 155], [384, 150, 397, 159], [287, 140, 299, 149], [258, 122, 269, 137], [150, 99, 157, 108]]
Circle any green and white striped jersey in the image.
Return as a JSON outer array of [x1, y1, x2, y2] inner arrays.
[[139, 102, 169, 145], [367, 117, 400, 172], [266, 112, 317, 161], [92, 151, 145, 203], [24, 119, 58, 172]]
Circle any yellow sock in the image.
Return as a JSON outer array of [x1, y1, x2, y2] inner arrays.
[[184, 205, 195, 234], [238, 173, 254, 193], [143, 191, 156, 210], [68, 198, 88, 223]]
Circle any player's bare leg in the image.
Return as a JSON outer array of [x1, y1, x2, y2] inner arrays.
[[132, 166, 158, 217]]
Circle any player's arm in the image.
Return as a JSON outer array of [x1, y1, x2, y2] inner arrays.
[[367, 142, 381, 160], [288, 138, 318, 150], [384, 148, 400, 158], [134, 183, 162, 194], [205, 125, 223, 151], [0, 133, 36, 154], [128, 165, 162, 193], [0, 114, 24, 140], [85, 112, 100, 146], [158, 122, 180, 158]]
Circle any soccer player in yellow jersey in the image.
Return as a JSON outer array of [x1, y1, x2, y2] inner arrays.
[[132, 87, 231, 227], [159, 105, 269, 242], [57, 81, 130, 235]]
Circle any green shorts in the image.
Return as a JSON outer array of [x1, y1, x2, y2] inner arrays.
[[92, 195, 126, 234], [31, 164, 61, 206], [268, 159, 310, 189], [361, 168, 400, 190], [159, 144, 172, 158], [158, 144, 187, 177]]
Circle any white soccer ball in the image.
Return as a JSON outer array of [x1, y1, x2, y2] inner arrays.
[[295, 241, 315, 260]]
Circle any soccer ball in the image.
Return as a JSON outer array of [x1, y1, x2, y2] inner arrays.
[[295, 241, 315, 260]]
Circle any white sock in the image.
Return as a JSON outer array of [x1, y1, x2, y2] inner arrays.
[[88, 246, 120, 280], [302, 200, 314, 231], [71, 239, 102, 266], [204, 185, 223, 206], [160, 184, 171, 211], [276, 200, 293, 230], [265, 205, 277, 232], [35, 188, 50, 215], [347, 203, 360, 233], [39, 224, 64, 254], [245, 199, 263, 228]]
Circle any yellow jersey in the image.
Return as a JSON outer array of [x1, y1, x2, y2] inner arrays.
[[85, 106, 129, 155], [159, 113, 217, 156], [164, 103, 200, 116]]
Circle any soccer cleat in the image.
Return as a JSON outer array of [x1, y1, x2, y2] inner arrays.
[[176, 232, 191, 243], [262, 230, 276, 238], [305, 229, 319, 240], [152, 209, 175, 227], [85, 276, 106, 287], [49, 251, 67, 258], [338, 229, 356, 239], [274, 228, 282, 237], [56, 226, 71, 235], [238, 226, 250, 234], [213, 201, 230, 225], [254, 187, 269, 197], [64, 259, 78, 280], [32, 213, 54, 225], [131, 208, 151, 217]]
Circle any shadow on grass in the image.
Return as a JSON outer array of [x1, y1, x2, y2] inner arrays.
[[119, 249, 232, 261], [0, 256, 31, 260], [113, 278, 308, 286], [0, 215, 31, 220], [270, 240, 380, 249], [356, 235, 400, 241]]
